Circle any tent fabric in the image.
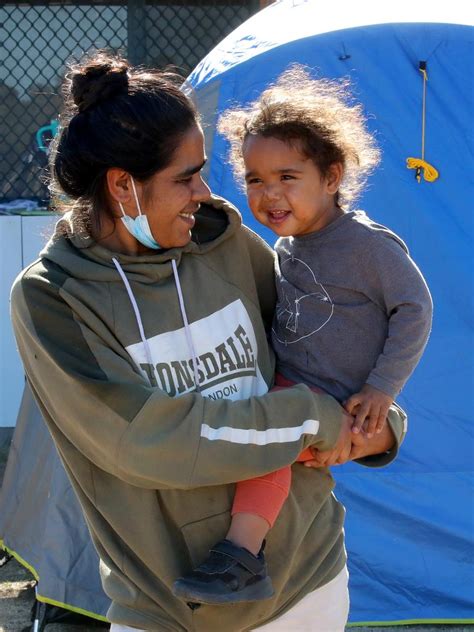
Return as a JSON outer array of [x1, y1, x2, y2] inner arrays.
[[187, 0, 474, 624], [0, 384, 110, 621]]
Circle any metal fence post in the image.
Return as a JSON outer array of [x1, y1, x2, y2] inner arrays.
[[127, 0, 147, 65]]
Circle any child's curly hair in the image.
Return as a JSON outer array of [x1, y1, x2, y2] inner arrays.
[[218, 65, 380, 208]]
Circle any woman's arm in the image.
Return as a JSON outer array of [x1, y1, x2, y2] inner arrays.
[[11, 263, 348, 491]]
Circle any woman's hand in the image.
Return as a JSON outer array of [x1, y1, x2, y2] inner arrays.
[[303, 411, 354, 468], [348, 420, 396, 461], [304, 418, 397, 468]]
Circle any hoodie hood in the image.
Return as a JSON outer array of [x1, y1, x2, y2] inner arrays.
[[41, 195, 241, 284]]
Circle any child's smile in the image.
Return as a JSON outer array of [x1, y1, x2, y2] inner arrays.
[[243, 135, 343, 237], [265, 209, 292, 226]]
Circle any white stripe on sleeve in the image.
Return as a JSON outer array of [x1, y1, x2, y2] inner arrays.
[[200, 419, 320, 445]]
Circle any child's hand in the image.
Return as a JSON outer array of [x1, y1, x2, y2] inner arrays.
[[344, 384, 393, 438]]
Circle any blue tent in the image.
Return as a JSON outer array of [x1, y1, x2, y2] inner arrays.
[[187, 0, 474, 624]]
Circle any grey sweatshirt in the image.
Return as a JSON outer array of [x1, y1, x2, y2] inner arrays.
[[272, 210, 433, 402]]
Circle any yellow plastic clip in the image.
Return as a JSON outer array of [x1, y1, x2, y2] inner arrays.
[[406, 157, 439, 182]]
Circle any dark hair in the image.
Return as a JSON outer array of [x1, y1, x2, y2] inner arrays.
[[218, 65, 380, 208], [50, 51, 199, 233]]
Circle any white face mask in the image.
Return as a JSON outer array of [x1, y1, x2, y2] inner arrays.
[[119, 178, 161, 250]]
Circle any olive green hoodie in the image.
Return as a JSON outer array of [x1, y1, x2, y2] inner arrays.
[[11, 196, 406, 631]]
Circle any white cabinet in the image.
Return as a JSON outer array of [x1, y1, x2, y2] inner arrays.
[[0, 215, 57, 427]]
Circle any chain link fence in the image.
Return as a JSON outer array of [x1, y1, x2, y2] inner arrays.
[[0, 0, 261, 206]]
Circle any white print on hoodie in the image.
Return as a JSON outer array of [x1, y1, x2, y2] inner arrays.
[[126, 299, 268, 401]]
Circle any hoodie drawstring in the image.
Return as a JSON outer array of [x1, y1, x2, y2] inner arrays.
[[171, 259, 201, 392], [112, 257, 200, 392], [112, 257, 154, 372]]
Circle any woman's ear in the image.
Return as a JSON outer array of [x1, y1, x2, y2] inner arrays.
[[326, 162, 344, 195], [106, 168, 132, 204]]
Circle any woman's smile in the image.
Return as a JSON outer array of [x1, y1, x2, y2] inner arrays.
[[178, 209, 198, 226]]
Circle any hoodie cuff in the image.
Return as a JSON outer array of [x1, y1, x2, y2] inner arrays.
[[355, 401, 407, 468]]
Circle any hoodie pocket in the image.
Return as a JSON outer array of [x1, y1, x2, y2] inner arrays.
[[180, 510, 231, 568]]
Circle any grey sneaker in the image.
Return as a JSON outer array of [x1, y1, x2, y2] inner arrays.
[[172, 539, 274, 605]]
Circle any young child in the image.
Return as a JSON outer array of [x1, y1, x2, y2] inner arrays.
[[173, 66, 432, 605]]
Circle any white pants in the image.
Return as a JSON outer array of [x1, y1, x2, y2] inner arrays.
[[254, 566, 349, 631], [110, 565, 349, 632]]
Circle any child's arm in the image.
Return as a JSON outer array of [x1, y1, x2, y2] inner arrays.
[[344, 384, 393, 437], [339, 230, 432, 438], [359, 232, 433, 409]]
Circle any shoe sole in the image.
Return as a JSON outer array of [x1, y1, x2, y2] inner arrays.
[[172, 577, 274, 605]]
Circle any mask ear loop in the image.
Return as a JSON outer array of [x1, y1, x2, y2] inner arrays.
[[118, 202, 126, 217], [130, 177, 143, 216]]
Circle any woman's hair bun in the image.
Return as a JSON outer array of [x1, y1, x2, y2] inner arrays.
[[69, 53, 129, 113]]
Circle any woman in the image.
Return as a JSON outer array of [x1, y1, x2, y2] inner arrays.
[[11, 52, 405, 631]]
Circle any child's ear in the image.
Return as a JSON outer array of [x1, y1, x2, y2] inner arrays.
[[326, 162, 344, 194]]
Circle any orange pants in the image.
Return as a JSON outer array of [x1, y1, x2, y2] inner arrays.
[[232, 375, 320, 527]]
